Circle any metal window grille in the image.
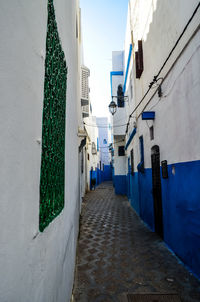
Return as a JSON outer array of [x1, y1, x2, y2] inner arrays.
[[39, 0, 67, 232]]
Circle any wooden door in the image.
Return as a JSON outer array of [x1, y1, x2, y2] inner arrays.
[[151, 146, 163, 238]]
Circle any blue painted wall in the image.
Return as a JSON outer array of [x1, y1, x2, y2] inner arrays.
[[129, 172, 141, 216], [161, 160, 200, 278], [114, 175, 127, 195], [112, 167, 115, 187], [90, 166, 112, 190], [125, 159, 200, 278], [138, 170, 155, 231], [103, 165, 112, 181]]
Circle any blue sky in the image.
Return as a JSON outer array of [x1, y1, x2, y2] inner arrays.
[[80, 0, 129, 117]]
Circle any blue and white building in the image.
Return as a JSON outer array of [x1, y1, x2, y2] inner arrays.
[[110, 0, 200, 278], [96, 117, 112, 181]]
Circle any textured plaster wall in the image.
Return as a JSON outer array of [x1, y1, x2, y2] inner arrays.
[[126, 30, 200, 169], [0, 0, 81, 301]]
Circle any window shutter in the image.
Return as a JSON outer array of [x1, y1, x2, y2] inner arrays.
[[135, 40, 143, 78], [117, 84, 124, 108]]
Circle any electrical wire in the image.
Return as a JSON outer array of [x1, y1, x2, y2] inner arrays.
[[84, 122, 127, 128], [99, 139, 125, 149], [155, 2, 200, 79], [125, 2, 200, 134]]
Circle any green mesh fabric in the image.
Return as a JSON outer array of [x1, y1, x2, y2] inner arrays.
[[39, 0, 67, 232]]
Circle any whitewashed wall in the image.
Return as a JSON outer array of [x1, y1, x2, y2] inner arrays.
[[128, 30, 200, 169], [84, 116, 100, 189], [124, 0, 200, 168], [114, 137, 126, 175], [0, 0, 81, 301]]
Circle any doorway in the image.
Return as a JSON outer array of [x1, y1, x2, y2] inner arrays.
[[151, 145, 163, 238]]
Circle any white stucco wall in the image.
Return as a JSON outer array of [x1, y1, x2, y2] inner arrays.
[[84, 116, 100, 189], [114, 137, 126, 175], [128, 0, 200, 114], [124, 0, 200, 170], [0, 1, 81, 301]]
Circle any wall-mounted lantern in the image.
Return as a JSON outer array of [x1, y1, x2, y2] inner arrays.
[[108, 100, 117, 115], [108, 95, 129, 116]]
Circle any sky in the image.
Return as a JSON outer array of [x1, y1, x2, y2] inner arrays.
[[80, 0, 129, 117]]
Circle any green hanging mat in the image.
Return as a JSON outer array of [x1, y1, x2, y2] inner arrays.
[[39, 0, 68, 232]]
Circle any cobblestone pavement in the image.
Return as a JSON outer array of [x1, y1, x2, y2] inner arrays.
[[72, 182, 200, 302]]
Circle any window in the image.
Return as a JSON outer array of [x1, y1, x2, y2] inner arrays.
[[135, 40, 144, 79], [150, 126, 154, 140], [118, 146, 125, 156], [117, 84, 124, 107], [130, 149, 134, 175]]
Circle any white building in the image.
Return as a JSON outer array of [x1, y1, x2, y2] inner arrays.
[[110, 0, 200, 278], [84, 116, 100, 190], [96, 117, 112, 181], [110, 51, 127, 194], [0, 0, 84, 301]]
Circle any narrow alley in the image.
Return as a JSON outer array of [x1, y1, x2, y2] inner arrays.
[[73, 182, 200, 302], [1, 1, 200, 301]]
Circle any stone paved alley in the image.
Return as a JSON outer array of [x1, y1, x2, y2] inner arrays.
[[72, 182, 200, 302]]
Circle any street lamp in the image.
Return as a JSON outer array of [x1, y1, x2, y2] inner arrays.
[[108, 96, 129, 116], [108, 100, 117, 115]]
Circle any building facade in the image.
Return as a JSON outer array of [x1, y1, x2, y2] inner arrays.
[[96, 117, 112, 181], [0, 0, 84, 301], [110, 0, 200, 278]]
